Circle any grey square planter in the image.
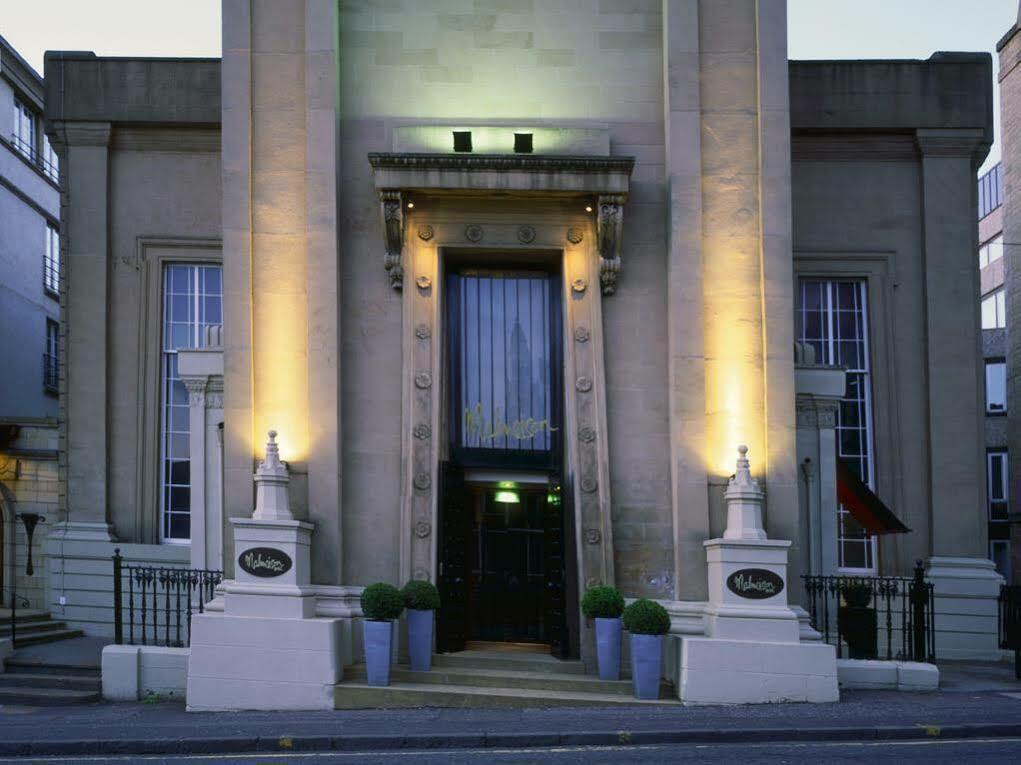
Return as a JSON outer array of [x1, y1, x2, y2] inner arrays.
[[595, 617, 622, 681], [364, 619, 393, 687], [629, 632, 663, 700], [406, 608, 434, 672]]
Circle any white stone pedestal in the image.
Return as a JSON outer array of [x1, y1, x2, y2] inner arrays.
[[186, 432, 342, 711], [926, 556, 1004, 660], [678, 447, 838, 705]]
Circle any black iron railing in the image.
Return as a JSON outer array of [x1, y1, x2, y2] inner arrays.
[[42, 352, 58, 393], [999, 585, 1021, 679], [112, 549, 222, 647], [9, 132, 59, 182], [1, 589, 30, 647], [802, 560, 935, 662]]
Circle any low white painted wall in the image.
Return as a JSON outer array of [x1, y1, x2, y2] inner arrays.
[[102, 645, 189, 702], [836, 659, 938, 691]]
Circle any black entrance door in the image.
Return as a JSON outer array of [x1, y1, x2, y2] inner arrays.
[[437, 462, 468, 653], [437, 266, 573, 657]]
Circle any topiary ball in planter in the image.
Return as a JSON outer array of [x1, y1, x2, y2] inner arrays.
[[622, 598, 671, 635], [402, 580, 441, 611], [583, 586, 625, 681], [361, 582, 404, 621], [581, 585, 625, 619]]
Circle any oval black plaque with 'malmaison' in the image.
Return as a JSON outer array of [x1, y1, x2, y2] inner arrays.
[[238, 547, 292, 578], [726, 568, 784, 600]]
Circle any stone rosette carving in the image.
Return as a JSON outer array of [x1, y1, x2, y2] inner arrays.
[[597, 194, 625, 295], [585, 528, 602, 545], [414, 472, 431, 490], [415, 323, 431, 340], [571, 278, 587, 294], [413, 568, 430, 582], [574, 326, 590, 343], [417, 224, 434, 241], [581, 476, 598, 493], [465, 224, 484, 243], [414, 520, 432, 539], [585, 577, 599, 590], [413, 423, 431, 440], [517, 225, 536, 243], [575, 376, 592, 393], [566, 227, 584, 244], [578, 426, 596, 443], [414, 371, 432, 389], [415, 274, 431, 290], [379, 190, 404, 290]]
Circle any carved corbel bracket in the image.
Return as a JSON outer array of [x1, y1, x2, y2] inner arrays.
[[596, 194, 625, 295], [380, 189, 405, 290]]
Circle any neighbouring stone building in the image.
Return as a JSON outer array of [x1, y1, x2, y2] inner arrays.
[[999, 6, 1021, 587], [1, 33, 60, 614], [34, 1, 1006, 705], [976, 161, 1011, 582]]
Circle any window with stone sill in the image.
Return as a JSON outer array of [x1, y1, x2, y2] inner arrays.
[[987, 450, 1011, 581], [12, 97, 34, 161], [985, 360, 1006, 414], [159, 263, 222, 543], [981, 288, 1006, 330], [44, 223, 59, 297], [979, 235, 1003, 269], [796, 278, 877, 572]]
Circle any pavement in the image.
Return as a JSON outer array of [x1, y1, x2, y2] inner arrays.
[[0, 656, 1018, 758]]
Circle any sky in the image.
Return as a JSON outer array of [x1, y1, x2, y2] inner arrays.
[[1, 0, 1016, 173]]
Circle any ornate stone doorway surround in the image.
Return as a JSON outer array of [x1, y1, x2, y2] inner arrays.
[[369, 153, 634, 652]]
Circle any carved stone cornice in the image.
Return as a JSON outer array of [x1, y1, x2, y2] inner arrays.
[[368, 153, 635, 176], [49, 121, 112, 150], [597, 194, 625, 295], [379, 189, 404, 290], [914, 128, 989, 161]]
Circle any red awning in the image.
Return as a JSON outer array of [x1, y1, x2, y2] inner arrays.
[[836, 457, 910, 535]]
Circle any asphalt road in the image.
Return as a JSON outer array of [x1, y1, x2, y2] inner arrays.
[[3, 738, 1021, 764]]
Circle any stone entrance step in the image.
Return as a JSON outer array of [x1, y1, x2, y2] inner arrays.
[[0, 612, 84, 648], [0, 658, 101, 706], [335, 651, 677, 709], [432, 649, 588, 675]]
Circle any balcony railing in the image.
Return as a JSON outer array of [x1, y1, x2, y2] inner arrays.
[[9, 132, 59, 183], [42, 352, 58, 393]]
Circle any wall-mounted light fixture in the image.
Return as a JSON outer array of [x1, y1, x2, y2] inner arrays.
[[585, 205, 593, 213], [494, 490, 520, 504], [513, 133, 533, 154]]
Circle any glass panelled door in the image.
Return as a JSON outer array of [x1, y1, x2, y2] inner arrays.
[[439, 268, 570, 655], [449, 270, 561, 467]]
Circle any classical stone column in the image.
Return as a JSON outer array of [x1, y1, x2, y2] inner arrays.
[[49, 121, 115, 541], [663, 0, 710, 600], [916, 128, 1002, 659], [693, 0, 800, 583], [221, 0, 342, 583]]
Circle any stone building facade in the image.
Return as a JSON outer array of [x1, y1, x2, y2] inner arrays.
[[1, 34, 60, 612], [40, 1, 1001, 678]]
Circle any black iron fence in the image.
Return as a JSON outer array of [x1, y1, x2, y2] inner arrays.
[[999, 585, 1021, 679], [802, 560, 935, 662], [112, 549, 222, 647]]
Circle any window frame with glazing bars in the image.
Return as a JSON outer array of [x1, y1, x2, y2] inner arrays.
[[43, 318, 59, 395], [796, 277, 878, 573], [158, 263, 223, 544], [43, 223, 60, 298]]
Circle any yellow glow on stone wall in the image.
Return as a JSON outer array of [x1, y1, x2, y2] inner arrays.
[[251, 257, 309, 465], [704, 255, 766, 479]]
